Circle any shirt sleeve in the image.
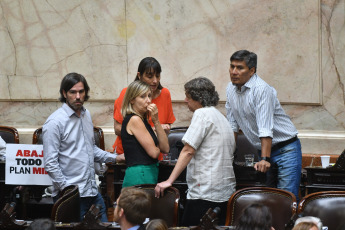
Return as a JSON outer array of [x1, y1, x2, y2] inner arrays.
[[162, 88, 176, 124], [93, 145, 117, 163], [226, 84, 239, 133], [0, 136, 6, 155], [113, 88, 127, 123], [255, 86, 276, 138], [182, 110, 209, 150], [43, 120, 68, 191], [152, 88, 176, 125]]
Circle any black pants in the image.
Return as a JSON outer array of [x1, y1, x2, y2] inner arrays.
[[181, 199, 228, 226]]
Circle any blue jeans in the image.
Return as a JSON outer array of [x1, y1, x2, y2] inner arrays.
[[80, 192, 108, 222], [263, 139, 302, 201], [53, 191, 108, 222]]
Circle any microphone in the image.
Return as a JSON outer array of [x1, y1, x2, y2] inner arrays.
[[213, 207, 221, 216], [196, 207, 221, 230]]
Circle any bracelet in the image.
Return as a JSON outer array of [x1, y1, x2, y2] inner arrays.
[[261, 157, 271, 162]]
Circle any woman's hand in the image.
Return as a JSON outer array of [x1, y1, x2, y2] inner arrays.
[[147, 103, 159, 123]]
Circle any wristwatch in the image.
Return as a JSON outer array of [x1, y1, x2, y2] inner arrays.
[[261, 157, 271, 162]]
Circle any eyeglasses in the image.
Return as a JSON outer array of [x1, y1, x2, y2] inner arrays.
[[113, 202, 118, 209]]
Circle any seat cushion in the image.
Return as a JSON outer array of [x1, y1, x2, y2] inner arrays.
[[302, 196, 345, 230]]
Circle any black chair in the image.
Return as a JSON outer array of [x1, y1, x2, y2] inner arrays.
[[297, 191, 345, 230], [234, 132, 258, 163], [134, 184, 180, 227], [0, 126, 19, 218], [51, 185, 80, 222], [93, 126, 105, 150], [32, 127, 42, 144], [168, 127, 188, 160], [0, 202, 26, 229], [226, 187, 297, 230], [0, 126, 19, 144]]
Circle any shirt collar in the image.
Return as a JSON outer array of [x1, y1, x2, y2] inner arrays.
[[62, 103, 85, 117], [234, 73, 257, 93], [128, 225, 140, 230]]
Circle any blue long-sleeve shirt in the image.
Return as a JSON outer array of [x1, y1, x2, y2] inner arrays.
[[43, 103, 116, 197]]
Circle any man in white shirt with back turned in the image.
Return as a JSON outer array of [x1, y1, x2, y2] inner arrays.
[[155, 77, 236, 226]]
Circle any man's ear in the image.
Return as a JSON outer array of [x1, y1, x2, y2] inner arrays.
[[119, 208, 125, 217], [250, 67, 256, 75], [119, 208, 124, 218], [63, 90, 67, 99]]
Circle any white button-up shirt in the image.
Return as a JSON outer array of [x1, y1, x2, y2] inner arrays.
[[182, 106, 236, 202]]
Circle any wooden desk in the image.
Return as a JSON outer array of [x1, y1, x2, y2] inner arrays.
[[0, 161, 53, 220], [108, 161, 266, 226], [0, 219, 119, 230], [111, 161, 187, 200], [110, 161, 188, 224], [305, 166, 345, 194], [233, 162, 266, 189], [109, 161, 266, 201], [1, 221, 235, 230], [0, 161, 20, 218]]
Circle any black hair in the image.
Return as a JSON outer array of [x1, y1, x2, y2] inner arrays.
[[230, 50, 257, 73], [236, 204, 273, 230], [134, 57, 163, 89], [59, 72, 90, 103]]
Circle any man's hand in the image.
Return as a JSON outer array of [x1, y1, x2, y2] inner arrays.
[[154, 181, 172, 198], [161, 124, 171, 135], [151, 124, 171, 135], [254, 160, 271, 173], [115, 154, 125, 164]]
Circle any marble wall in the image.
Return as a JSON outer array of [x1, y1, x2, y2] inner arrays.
[[0, 0, 344, 154]]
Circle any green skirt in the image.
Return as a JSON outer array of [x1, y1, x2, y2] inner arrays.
[[122, 163, 159, 188]]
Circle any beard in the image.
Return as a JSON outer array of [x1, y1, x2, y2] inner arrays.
[[66, 99, 84, 112]]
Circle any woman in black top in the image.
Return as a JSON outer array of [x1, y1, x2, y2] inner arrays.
[[121, 81, 169, 187]]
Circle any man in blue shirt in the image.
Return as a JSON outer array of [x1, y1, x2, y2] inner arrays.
[[43, 72, 123, 222], [226, 50, 302, 199]]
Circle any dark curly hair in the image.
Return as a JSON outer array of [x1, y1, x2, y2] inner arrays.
[[236, 204, 273, 230], [184, 77, 219, 107]]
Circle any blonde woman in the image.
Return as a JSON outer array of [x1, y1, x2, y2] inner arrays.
[[113, 57, 176, 160], [121, 81, 169, 187]]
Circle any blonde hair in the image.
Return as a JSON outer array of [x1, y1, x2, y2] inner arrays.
[[294, 216, 322, 230], [121, 80, 151, 119], [292, 222, 318, 230]]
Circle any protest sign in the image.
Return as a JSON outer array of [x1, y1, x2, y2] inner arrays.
[[5, 144, 52, 185]]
